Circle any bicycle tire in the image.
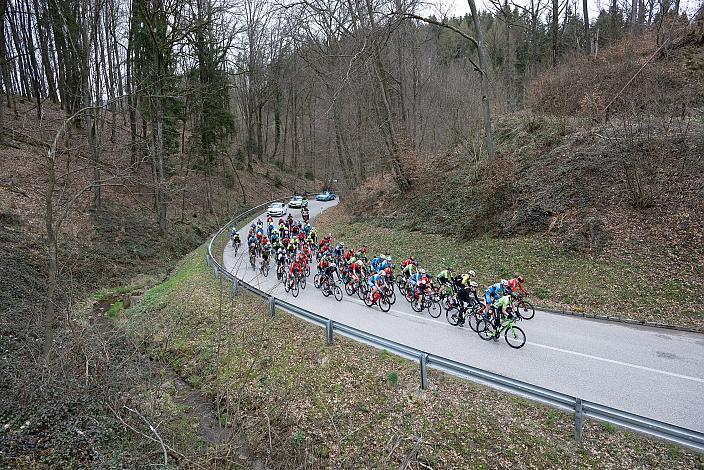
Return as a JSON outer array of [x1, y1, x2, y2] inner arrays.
[[345, 282, 355, 296], [300, 275, 306, 289], [404, 289, 414, 303], [517, 301, 535, 320], [446, 309, 461, 326], [379, 295, 391, 312], [284, 279, 291, 293], [364, 293, 374, 307], [322, 283, 332, 297], [411, 298, 423, 313], [333, 285, 343, 302], [386, 289, 396, 305], [305, 266, 311, 277], [477, 320, 495, 341], [314, 274, 321, 289], [291, 281, 300, 297], [427, 300, 442, 318], [357, 283, 368, 300], [467, 313, 482, 332], [505, 325, 526, 349]]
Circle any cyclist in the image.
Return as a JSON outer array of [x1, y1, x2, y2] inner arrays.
[[491, 294, 515, 339], [261, 241, 271, 268], [484, 279, 507, 307], [437, 267, 453, 285], [276, 246, 287, 266], [367, 271, 386, 299], [232, 231, 241, 251], [506, 275, 528, 298], [310, 227, 318, 244], [370, 254, 385, 272], [248, 242, 257, 266], [401, 256, 416, 269], [288, 258, 302, 286], [261, 236, 271, 256], [449, 281, 480, 326]]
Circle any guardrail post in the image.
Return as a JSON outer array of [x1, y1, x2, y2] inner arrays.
[[205, 253, 210, 267], [325, 319, 334, 346], [574, 398, 584, 442], [419, 354, 429, 390], [213, 265, 219, 278], [268, 297, 276, 317], [232, 278, 238, 295]]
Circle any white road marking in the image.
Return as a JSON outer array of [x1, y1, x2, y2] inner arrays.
[[529, 342, 704, 383]]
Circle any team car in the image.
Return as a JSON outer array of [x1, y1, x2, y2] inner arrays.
[[315, 191, 336, 201], [288, 195, 308, 209], [267, 202, 287, 217]]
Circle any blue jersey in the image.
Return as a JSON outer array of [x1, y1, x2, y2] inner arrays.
[[485, 282, 504, 304], [367, 273, 383, 286]]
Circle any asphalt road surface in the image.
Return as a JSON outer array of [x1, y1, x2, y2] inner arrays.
[[223, 199, 704, 433]]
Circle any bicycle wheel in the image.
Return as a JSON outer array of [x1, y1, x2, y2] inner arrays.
[[262, 263, 269, 277], [505, 325, 526, 349], [427, 300, 442, 318], [467, 312, 482, 332], [305, 266, 311, 277], [322, 283, 332, 297], [291, 281, 300, 297], [284, 278, 291, 293], [357, 283, 368, 300], [404, 289, 414, 303], [446, 309, 461, 326], [333, 285, 343, 302], [314, 274, 321, 288], [364, 293, 374, 307], [517, 301, 535, 320], [300, 275, 306, 289], [411, 298, 423, 313], [379, 295, 391, 312], [386, 289, 396, 305], [477, 320, 495, 341], [345, 282, 355, 296]]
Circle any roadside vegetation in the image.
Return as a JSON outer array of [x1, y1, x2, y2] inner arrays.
[[107, 245, 703, 467]]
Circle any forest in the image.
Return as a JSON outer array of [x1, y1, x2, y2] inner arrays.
[[1, 0, 702, 465]]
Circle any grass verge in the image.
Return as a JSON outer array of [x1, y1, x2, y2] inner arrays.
[[117, 244, 704, 467], [315, 206, 703, 330]]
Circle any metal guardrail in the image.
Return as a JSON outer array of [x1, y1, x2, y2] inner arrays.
[[206, 202, 704, 453]]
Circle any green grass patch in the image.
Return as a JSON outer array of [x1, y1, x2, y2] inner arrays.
[[105, 300, 123, 318]]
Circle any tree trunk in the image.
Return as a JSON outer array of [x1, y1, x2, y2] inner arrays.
[[468, 0, 495, 159], [583, 0, 590, 53], [551, 0, 559, 64]]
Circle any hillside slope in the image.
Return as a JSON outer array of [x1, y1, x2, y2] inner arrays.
[[0, 99, 318, 466], [323, 34, 704, 328]]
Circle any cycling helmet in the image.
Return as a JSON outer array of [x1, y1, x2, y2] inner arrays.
[[420, 269, 426, 274], [469, 270, 476, 278], [410, 256, 415, 261], [470, 281, 478, 288], [517, 275, 525, 283], [501, 279, 508, 287]]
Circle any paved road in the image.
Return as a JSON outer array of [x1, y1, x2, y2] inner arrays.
[[223, 199, 704, 433]]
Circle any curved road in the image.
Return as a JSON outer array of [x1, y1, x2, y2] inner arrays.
[[224, 199, 704, 433]]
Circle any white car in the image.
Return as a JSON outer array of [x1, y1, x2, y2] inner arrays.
[[267, 202, 287, 217], [288, 196, 308, 209]]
